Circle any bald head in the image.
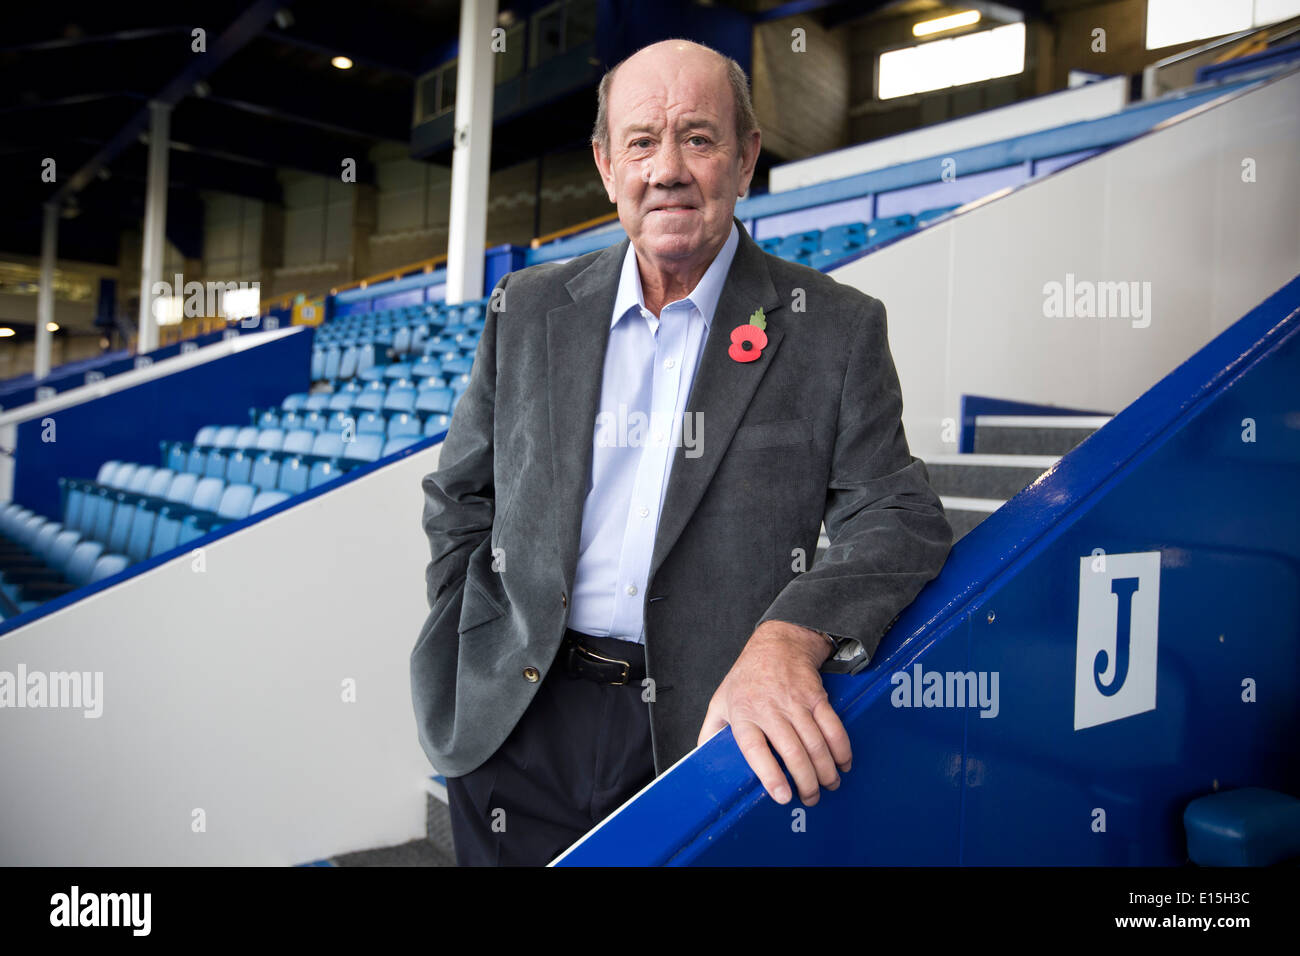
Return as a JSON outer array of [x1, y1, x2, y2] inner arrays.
[[590, 37, 762, 283], [592, 39, 757, 157]]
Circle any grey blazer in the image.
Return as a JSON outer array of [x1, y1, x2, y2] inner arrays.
[[411, 218, 953, 777]]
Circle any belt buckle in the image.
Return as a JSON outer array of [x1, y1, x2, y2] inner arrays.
[[576, 642, 630, 685]]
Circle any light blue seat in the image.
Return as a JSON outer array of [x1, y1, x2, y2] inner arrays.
[[299, 411, 326, 433], [106, 494, 137, 554], [311, 349, 326, 381], [96, 460, 123, 484], [383, 386, 417, 414], [277, 457, 309, 494], [311, 432, 344, 458], [107, 463, 138, 490], [66, 541, 106, 586], [342, 432, 384, 465], [279, 410, 303, 432], [441, 356, 473, 376], [303, 393, 331, 413], [416, 387, 453, 415], [204, 449, 229, 480], [149, 509, 185, 556], [387, 413, 421, 438], [353, 383, 387, 412], [251, 453, 280, 492], [323, 347, 342, 380], [280, 393, 308, 412], [338, 346, 360, 380], [183, 442, 205, 473], [423, 414, 450, 437], [412, 356, 442, 379], [212, 426, 239, 449], [256, 428, 286, 452], [233, 426, 260, 449], [255, 409, 279, 429], [126, 506, 158, 563], [90, 553, 130, 583], [327, 392, 356, 412], [308, 459, 342, 489], [251, 490, 290, 513], [382, 435, 421, 456], [356, 412, 386, 435], [193, 425, 219, 446], [48, 530, 82, 572], [282, 429, 316, 456], [90, 490, 116, 543], [225, 451, 253, 485], [124, 466, 155, 494], [190, 477, 225, 513], [165, 472, 200, 506], [146, 468, 175, 497], [215, 483, 256, 520], [185, 446, 207, 475], [819, 221, 867, 253], [33, 522, 60, 559]]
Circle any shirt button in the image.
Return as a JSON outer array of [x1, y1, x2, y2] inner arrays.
[[663, 358, 675, 369], [638, 506, 649, 518], [626, 584, 637, 596], [523, 666, 540, 682]]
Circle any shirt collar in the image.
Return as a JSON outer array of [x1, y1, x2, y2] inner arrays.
[[611, 221, 739, 331]]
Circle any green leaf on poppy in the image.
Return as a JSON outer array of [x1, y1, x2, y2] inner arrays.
[[748, 307, 766, 330]]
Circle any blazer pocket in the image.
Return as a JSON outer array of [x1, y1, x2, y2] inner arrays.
[[730, 417, 813, 451], [459, 571, 507, 634]]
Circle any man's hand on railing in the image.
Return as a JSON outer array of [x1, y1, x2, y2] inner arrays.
[[697, 620, 852, 806]]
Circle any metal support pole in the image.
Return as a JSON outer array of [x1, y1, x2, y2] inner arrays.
[[445, 0, 498, 304]]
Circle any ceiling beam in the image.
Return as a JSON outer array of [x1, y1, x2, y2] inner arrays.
[[49, 0, 295, 204]]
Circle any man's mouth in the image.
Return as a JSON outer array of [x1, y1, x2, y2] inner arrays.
[[651, 204, 695, 212]]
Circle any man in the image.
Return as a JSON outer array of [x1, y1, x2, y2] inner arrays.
[[411, 39, 952, 867]]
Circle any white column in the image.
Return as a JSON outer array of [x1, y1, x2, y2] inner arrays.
[[445, 0, 498, 305], [34, 202, 58, 379], [137, 101, 172, 354]]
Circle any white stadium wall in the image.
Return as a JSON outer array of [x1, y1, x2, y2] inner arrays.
[[832, 69, 1300, 460], [0, 442, 443, 865]]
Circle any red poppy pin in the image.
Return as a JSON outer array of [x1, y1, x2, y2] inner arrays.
[[729, 307, 768, 363]]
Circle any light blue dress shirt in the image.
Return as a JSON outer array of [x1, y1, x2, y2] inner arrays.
[[568, 222, 740, 642]]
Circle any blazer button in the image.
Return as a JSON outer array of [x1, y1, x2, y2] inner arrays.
[[561, 591, 567, 608], [523, 666, 540, 682]]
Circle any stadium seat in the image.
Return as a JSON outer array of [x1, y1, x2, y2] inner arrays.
[[308, 459, 342, 489], [251, 490, 290, 513]]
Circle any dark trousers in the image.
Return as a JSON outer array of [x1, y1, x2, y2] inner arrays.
[[445, 634, 655, 866]]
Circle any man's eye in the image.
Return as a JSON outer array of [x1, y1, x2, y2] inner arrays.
[[632, 139, 652, 149], [688, 136, 709, 146]]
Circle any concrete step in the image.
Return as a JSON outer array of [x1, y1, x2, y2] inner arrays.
[[973, 414, 1111, 455], [924, 453, 1060, 499]]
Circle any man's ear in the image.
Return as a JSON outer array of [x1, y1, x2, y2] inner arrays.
[[592, 140, 618, 204], [737, 128, 762, 198]]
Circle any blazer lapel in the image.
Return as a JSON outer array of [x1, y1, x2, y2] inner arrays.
[[649, 220, 784, 582], [546, 239, 626, 590]]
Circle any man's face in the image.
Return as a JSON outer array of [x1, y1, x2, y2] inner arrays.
[[593, 48, 760, 266]]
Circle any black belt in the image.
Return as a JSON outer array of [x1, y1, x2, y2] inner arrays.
[[560, 629, 646, 685]]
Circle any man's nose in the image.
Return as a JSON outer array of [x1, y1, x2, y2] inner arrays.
[[650, 139, 691, 188]]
